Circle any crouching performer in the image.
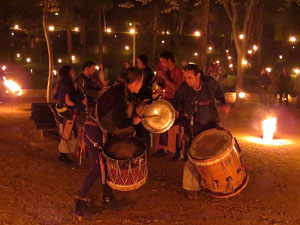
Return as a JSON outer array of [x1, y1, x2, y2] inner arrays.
[[172, 64, 229, 199]]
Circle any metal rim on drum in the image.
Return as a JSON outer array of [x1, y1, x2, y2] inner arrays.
[[141, 99, 175, 134], [102, 150, 147, 163]]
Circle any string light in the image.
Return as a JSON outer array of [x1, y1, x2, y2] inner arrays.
[[48, 26, 55, 31], [194, 31, 201, 37], [293, 68, 300, 74], [289, 36, 296, 42], [26, 58, 31, 63], [130, 28, 135, 35], [106, 27, 112, 33], [242, 60, 248, 66]]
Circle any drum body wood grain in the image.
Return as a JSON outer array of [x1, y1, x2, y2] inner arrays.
[[189, 128, 249, 198]]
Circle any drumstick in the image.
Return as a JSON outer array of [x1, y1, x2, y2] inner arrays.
[[141, 115, 160, 120]]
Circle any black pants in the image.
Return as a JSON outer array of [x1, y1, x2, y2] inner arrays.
[[78, 124, 113, 199]]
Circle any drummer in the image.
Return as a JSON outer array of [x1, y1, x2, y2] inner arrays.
[[75, 67, 144, 218], [172, 63, 229, 199]]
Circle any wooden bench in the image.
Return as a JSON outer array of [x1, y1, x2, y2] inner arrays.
[[30, 102, 59, 140]]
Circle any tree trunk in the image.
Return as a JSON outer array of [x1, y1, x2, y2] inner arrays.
[[80, 23, 86, 60], [151, 3, 160, 67], [66, 28, 72, 63], [98, 5, 104, 63], [177, 0, 186, 35], [257, 2, 264, 73], [223, 0, 256, 94], [103, 8, 107, 31], [236, 49, 246, 92], [198, 0, 210, 73], [43, 0, 53, 103]]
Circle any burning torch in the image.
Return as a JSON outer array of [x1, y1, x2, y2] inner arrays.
[[2, 77, 23, 96]]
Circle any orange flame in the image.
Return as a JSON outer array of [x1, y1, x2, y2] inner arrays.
[[262, 117, 276, 142], [3, 77, 23, 96]]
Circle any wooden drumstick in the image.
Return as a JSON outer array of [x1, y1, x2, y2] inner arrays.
[[141, 115, 160, 120]]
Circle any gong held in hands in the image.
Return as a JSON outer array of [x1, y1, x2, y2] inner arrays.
[[140, 99, 175, 134]]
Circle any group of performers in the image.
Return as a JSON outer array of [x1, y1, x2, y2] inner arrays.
[[52, 51, 230, 219]]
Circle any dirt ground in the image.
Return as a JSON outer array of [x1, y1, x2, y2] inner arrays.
[[1, 99, 300, 225]]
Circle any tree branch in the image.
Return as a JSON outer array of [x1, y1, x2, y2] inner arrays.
[[223, 0, 233, 22], [230, 0, 240, 52], [242, 0, 256, 44]]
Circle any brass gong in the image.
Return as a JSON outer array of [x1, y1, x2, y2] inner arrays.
[[141, 99, 175, 134]]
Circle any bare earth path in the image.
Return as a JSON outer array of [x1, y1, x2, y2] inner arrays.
[[0, 99, 300, 225]]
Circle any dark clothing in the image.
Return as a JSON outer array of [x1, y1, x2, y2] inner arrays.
[[136, 66, 154, 100], [78, 124, 112, 199], [172, 75, 225, 139], [134, 66, 153, 148], [75, 73, 101, 109], [54, 80, 77, 107], [97, 83, 134, 133], [78, 83, 137, 199], [278, 72, 291, 105], [53, 79, 85, 116], [258, 74, 271, 91], [279, 73, 291, 93], [258, 74, 271, 104]]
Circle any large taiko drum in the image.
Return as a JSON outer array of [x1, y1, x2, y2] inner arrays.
[[103, 136, 148, 191], [189, 128, 249, 198]]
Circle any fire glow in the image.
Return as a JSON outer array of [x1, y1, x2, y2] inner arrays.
[[262, 117, 276, 143], [3, 77, 23, 96]]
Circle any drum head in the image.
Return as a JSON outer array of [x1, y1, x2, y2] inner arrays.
[[189, 129, 232, 160], [141, 99, 175, 134], [104, 136, 146, 160]]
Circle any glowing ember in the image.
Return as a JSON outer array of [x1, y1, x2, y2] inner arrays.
[[3, 77, 23, 96], [262, 117, 276, 142]]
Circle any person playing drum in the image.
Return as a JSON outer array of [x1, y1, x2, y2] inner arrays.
[[75, 67, 144, 218], [172, 63, 229, 199]]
